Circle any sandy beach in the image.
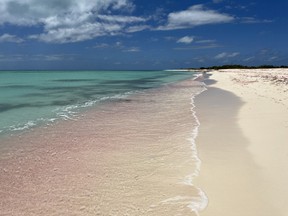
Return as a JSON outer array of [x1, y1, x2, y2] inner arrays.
[[195, 69, 288, 215], [1, 68, 288, 215], [0, 78, 206, 216]]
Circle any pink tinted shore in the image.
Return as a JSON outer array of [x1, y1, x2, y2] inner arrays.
[[0, 79, 206, 216]]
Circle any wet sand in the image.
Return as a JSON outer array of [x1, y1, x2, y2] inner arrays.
[[2, 69, 287, 215], [0, 79, 206, 215], [195, 69, 288, 215]]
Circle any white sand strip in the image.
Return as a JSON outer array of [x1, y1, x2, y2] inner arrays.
[[195, 69, 288, 216]]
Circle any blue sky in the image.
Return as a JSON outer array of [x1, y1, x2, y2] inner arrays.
[[0, 0, 287, 70]]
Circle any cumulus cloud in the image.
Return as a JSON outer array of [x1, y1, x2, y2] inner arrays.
[[215, 52, 239, 59], [158, 4, 234, 30], [29, 22, 125, 43], [177, 36, 194, 44], [0, 0, 135, 25], [0, 0, 146, 43], [0, 34, 24, 43]]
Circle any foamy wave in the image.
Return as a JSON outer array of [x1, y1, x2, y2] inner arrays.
[[160, 190, 208, 215], [4, 117, 57, 134], [187, 190, 209, 214], [156, 79, 208, 215], [10, 121, 36, 131], [183, 80, 208, 213], [54, 91, 136, 121], [0, 91, 137, 136]]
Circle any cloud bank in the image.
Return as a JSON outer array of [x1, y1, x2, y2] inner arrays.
[[0, 0, 145, 43], [0, 2, 241, 44], [158, 5, 234, 30]]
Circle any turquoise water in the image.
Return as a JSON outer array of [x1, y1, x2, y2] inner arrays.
[[0, 70, 196, 136]]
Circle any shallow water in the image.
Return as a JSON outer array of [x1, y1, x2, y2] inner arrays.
[[0, 77, 207, 215], [0, 70, 195, 138]]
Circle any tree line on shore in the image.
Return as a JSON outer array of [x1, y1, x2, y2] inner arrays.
[[186, 65, 288, 70]]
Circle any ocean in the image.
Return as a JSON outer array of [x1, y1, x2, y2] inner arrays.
[[0, 70, 207, 215], [0, 70, 196, 138]]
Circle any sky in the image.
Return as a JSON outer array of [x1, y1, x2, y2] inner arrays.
[[0, 0, 287, 70]]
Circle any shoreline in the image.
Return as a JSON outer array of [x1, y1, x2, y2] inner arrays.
[[195, 69, 288, 215], [2, 68, 287, 215], [0, 77, 206, 215]]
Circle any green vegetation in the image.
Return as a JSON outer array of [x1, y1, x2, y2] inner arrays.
[[197, 65, 288, 70]]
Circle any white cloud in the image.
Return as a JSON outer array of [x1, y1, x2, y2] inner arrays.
[[158, 4, 234, 30], [30, 22, 124, 43], [243, 56, 255, 62], [123, 47, 140, 52], [269, 56, 278, 61], [0, 54, 24, 62], [229, 52, 240, 57], [0, 34, 24, 43], [0, 54, 74, 62], [115, 41, 123, 47], [29, 54, 71, 61], [92, 41, 139, 52], [126, 25, 150, 33], [215, 52, 239, 59], [0, 0, 146, 43], [215, 52, 227, 59], [97, 15, 146, 23], [93, 43, 110, 48], [177, 36, 194, 44], [174, 44, 220, 50], [240, 17, 273, 24], [92, 41, 123, 49], [195, 39, 216, 44]]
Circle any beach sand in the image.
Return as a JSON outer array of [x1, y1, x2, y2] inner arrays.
[[0, 79, 206, 216], [1, 69, 288, 215], [195, 69, 288, 215]]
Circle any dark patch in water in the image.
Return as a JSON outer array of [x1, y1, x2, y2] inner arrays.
[[0, 103, 28, 112], [0, 85, 37, 89], [39, 86, 85, 91], [23, 93, 51, 97], [0, 101, 71, 113], [102, 78, 160, 85], [53, 79, 96, 82], [51, 99, 78, 106]]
